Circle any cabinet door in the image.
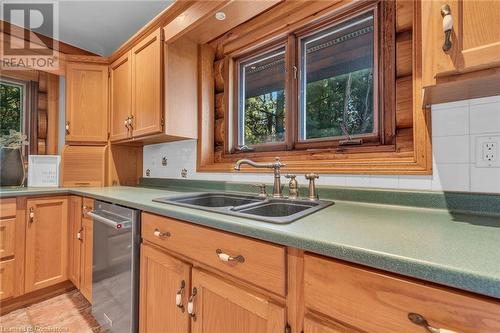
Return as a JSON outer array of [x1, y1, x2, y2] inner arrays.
[[0, 259, 15, 300], [422, 0, 500, 80], [68, 196, 82, 288], [131, 28, 163, 138], [65, 62, 109, 143], [190, 268, 286, 333], [79, 198, 93, 302], [110, 51, 132, 142], [139, 244, 191, 333], [25, 197, 68, 293]]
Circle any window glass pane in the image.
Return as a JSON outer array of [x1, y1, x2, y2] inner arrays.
[[239, 47, 286, 146], [0, 81, 24, 136], [300, 12, 374, 140]]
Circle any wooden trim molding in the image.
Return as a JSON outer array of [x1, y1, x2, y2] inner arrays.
[[197, 0, 432, 175]]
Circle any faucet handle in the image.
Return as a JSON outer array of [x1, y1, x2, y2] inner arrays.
[[305, 173, 319, 201], [254, 183, 268, 197], [285, 174, 296, 179], [305, 173, 319, 180], [274, 157, 285, 168]]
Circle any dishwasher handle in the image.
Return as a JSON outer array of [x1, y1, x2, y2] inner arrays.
[[86, 211, 132, 230]]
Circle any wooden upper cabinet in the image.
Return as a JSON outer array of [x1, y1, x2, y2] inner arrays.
[[190, 268, 286, 333], [110, 51, 132, 142], [422, 0, 500, 103], [65, 62, 109, 143], [139, 244, 191, 333], [25, 197, 68, 293], [131, 28, 163, 138]]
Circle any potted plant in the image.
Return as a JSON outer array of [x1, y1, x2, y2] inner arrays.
[[0, 130, 28, 187]]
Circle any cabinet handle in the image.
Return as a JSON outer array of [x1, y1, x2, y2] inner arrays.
[[128, 115, 134, 128], [215, 249, 245, 263], [176, 280, 185, 312], [187, 287, 197, 321], [440, 4, 453, 52], [408, 313, 458, 333], [65, 121, 70, 134], [124, 118, 129, 129], [153, 228, 170, 239], [77, 227, 83, 241], [82, 205, 92, 217], [29, 207, 35, 223]]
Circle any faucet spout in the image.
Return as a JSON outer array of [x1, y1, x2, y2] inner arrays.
[[234, 157, 285, 198]]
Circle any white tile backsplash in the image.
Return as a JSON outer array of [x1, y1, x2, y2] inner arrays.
[[144, 95, 500, 193], [469, 102, 500, 134]]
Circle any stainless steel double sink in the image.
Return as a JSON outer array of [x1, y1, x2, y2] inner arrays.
[[153, 192, 333, 224]]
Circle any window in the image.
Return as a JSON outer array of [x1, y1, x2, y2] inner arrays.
[[0, 79, 26, 136], [233, 6, 379, 153], [238, 46, 286, 147], [299, 12, 375, 142]]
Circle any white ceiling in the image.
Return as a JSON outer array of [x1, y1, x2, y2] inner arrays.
[[5, 0, 174, 56]]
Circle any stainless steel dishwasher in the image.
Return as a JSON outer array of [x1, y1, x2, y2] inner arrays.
[[86, 200, 140, 333]]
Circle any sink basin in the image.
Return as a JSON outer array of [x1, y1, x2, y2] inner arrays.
[[153, 192, 333, 224], [154, 193, 264, 208], [233, 200, 318, 217]]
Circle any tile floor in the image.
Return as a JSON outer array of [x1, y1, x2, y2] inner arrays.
[[0, 290, 106, 333]]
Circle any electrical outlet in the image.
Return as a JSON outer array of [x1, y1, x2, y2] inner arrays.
[[476, 136, 500, 168]]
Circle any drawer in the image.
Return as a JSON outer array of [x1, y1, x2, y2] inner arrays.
[[0, 198, 16, 219], [0, 218, 15, 259], [304, 254, 500, 333], [0, 259, 15, 300], [142, 212, 286, 296]]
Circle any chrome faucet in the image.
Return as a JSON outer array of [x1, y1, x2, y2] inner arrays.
[[234, 157, 285, 198]]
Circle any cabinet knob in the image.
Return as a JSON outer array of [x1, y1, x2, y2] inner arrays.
[[65, 121, 70, 134], [187, 287, 197, 321], [216, 249, 245, 263], [408, 313, 458, 333], [29, 207, 35, 223], [440, 4, 453, 52], [175, 280, 185, 312], [153, 228, 170, 239]]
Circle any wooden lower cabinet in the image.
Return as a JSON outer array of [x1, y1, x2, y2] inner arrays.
[[190, 268, 286, 333], [304, 254, 500, 333], [79, 198, 94, 302], [0, 259, 15, 300], [25, 197, 68, 293], [68, 196, 83, 288], [139, 244, 191, 333]]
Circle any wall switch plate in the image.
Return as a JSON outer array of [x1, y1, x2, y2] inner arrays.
[[476, 136, 500, 168]]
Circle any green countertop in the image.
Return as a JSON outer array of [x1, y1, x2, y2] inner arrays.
[[2, 184, 500, 300]]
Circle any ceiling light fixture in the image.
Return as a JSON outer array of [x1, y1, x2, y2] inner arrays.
[[215, 12, 226, 21]]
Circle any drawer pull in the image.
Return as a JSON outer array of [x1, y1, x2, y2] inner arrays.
[[176, 280, 185, 312], [216, 249, 245, 263], [408, 313, 457, 333], [187, 287, 197, 321], [153, 228, 170, 239]]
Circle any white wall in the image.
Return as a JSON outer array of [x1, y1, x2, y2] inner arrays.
[[143, 95, 500, 193]]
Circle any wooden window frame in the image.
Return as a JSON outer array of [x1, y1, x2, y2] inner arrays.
[[231, 2, 386, 155], [198, 0, 432, 175]]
